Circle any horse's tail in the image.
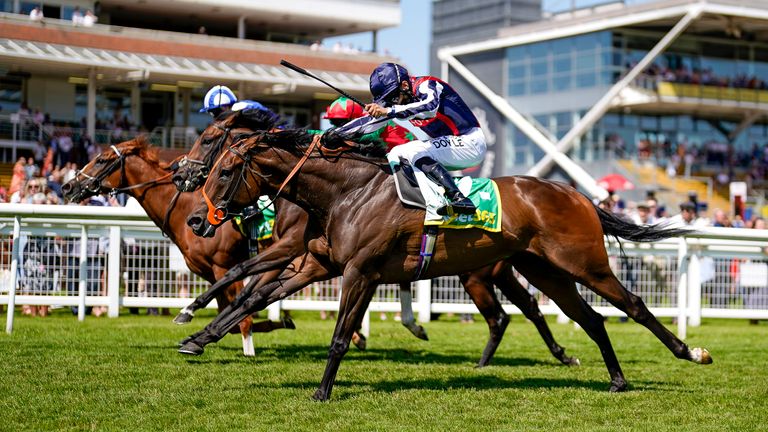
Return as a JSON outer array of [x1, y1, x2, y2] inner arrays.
[[594, 203, 691, 242]]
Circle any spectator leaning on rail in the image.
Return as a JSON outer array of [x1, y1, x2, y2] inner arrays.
[[334, 63, 486, 216]]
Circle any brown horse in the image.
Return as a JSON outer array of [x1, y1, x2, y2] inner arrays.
[[185, 128, 711, 401], [60, 139, 294, 356], [173, 109, 577, 365]]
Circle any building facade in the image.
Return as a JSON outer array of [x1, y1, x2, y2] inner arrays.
[[437, 0, 768, 198], [0, 0, 400, 153]]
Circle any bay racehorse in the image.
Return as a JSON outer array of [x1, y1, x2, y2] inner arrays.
[[186, 127, 711, 401], [60, 138, 294, 356], [173, 109, 577, 365]]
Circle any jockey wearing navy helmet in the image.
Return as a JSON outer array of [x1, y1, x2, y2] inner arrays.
[[335, 62, 485, 216]]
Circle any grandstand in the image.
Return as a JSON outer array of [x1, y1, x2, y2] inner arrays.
[[0, 0, 400, 163], [436, 0, 768, 218]]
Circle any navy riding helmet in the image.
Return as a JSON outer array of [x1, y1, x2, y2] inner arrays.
[[370, 63, 410, 105]]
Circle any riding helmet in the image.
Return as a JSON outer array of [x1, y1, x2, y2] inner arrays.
[[370, 63, 410, 105], [200, 85, 237, 113], [323, 97, 365, 120]]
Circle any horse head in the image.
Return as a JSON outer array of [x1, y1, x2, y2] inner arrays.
[[62, 137, 165, 203], [186, 135, 269, 238], [172, 108, 281, 193]]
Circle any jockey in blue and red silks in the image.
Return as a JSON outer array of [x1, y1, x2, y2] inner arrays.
[[335, 62, 486, 216]]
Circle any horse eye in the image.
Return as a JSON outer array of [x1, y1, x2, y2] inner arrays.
[[220, 168, 232, 179]]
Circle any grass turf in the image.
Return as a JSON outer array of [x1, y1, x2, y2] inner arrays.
[[0, 310, 766, 431]]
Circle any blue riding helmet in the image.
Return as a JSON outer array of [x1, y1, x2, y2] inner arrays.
[[370, 63, 410, 106], [200, 85, 237, 113], [231, 100, 266, 112]]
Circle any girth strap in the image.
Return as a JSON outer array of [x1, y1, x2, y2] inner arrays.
[[414, 225, 438, 280]]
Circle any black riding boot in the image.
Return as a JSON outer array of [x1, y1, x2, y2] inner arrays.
[[420, 160, 476, 216]]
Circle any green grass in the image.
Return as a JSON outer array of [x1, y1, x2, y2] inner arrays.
[[0, 310, 766, 431]]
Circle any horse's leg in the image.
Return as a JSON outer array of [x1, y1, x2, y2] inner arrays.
[[398, 282, 428, 340], [459, 265, 509, 367], [179, 255, 333, 355], [493, 262, 579, 366], [173, 249, 296, 324], [514, 255, 626, 391], [313, 267, 378, 401], [544, 243, 712, 365]]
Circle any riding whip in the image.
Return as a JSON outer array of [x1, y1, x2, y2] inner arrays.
[[280, 59, 366, 107]]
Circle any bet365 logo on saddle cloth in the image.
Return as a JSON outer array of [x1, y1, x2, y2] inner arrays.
[[425, 178, 502, 232]]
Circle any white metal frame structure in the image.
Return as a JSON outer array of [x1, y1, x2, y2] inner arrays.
[[437, 0, 768, 197]]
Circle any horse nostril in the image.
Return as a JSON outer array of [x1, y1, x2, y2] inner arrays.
[[187, 215, 203, 230], [172, 174, 183, 185], [62, 183, 71, 194]]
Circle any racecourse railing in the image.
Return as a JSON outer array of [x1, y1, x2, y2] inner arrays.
[[1, 203, 767, 338]]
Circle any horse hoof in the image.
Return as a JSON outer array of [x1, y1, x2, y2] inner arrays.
[[413, 326, 429, 341], [563, 356, 581, 367], [352, 333, 367, 351], [178, 341, 204, 356], [609, 379, 627, 392], [282, 316, 296, 330], [173, 313, 193, 325], [311, 390, 329, 402], [177, 336, 193, 347], [690, 347, 713, 364]]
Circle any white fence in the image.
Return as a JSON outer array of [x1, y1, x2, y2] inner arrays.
[[2, 203, 768, 339]]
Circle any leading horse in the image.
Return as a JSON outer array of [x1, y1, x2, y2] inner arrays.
[[186, 128, 711, 401], [173, 109, 577, 365], [61, 138, 294, 356]]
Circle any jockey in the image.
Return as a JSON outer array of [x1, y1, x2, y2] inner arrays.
[[324, 96, 415, 151], [200, 85, 270, 117], [335, 63, 485, 215]]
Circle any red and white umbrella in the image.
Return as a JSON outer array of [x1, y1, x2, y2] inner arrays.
[[597, 173, 635, 192]]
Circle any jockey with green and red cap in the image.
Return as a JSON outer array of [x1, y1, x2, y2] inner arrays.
[[324, 96, 415, 151]]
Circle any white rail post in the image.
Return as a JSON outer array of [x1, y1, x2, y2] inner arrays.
[[78, 226, 88, 322], [416, 279, 431, 323], [360, 308, 370, 338], [5, 216, 21, 334], [676, 238, 689, 339], [267, 300, 281, 321], [107, 226, 121, 318], [688, 252, 702, 327]]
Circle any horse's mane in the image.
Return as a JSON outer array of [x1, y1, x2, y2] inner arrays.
[[118, 136, 161, 164], [257, 127, 388, 160]]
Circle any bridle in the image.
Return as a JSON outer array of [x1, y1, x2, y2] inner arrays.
[[202, 133, 320, 227], [76, 145, 173, 196], [174, 124, 232, 188]]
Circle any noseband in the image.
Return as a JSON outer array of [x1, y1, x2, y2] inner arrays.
[[175, 124, 232, 186], [74, 145, 128, 195]]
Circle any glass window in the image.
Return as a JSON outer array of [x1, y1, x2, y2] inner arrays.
[[575, 33, 598, 51], [531, 60, 548, 76], [508, 81, 525, 96], [529, 42, 548, 59], [553, 56, 572, 73], [551, 38, 572, 55], [555, 111, 572, 130], [552, 74, 571, 91], [508, 63, 526, 79], [530, 79, 548, 94], [576, 52, 596, 70], [507, 46, 526, 61], [576, 72, 596, 88]]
